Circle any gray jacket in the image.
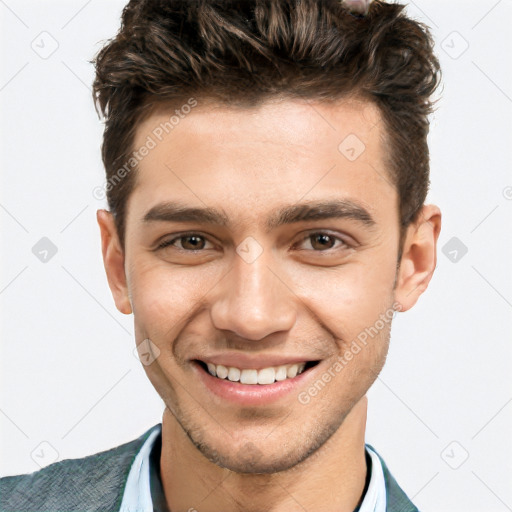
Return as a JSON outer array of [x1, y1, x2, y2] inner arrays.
[[0, 424, 419, 511]]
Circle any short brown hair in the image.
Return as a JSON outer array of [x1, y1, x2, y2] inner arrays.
[[91, 0, 441, 252]]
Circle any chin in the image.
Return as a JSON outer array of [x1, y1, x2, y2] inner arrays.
[[207, 449, 307, 475], [190, 420, 341, 475]]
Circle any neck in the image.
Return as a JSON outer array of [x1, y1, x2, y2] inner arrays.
[[159, 396, 369, 512]]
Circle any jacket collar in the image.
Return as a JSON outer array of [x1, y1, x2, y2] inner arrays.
[[365, 443, 419, 512]]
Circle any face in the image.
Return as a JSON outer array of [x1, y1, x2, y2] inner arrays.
[[99, 97, 436, 474]]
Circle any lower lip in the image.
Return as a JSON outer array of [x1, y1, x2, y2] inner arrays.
[[192, 361, 319, 406]]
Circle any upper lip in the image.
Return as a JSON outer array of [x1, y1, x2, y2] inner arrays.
[[195, 353, 320, 370]]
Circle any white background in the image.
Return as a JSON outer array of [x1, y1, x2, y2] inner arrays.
[[1, 1, 511, 510]]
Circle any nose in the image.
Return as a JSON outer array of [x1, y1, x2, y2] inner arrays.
[[209, 247, 297, 341]]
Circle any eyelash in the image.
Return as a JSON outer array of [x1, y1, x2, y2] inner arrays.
[[156, 231, 351, 252]]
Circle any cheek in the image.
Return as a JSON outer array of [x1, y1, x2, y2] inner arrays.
[[129, 260, 215, 340], [291, 256, 397, 342]]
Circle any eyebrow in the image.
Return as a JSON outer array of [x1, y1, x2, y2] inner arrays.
[[141, 199, 376, 232]]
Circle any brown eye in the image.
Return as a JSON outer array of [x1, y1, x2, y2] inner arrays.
[[157, 233, 212, 251], [180, 235, 206, 250], [295, 231, 350, 252], [310, 233, 336, 250]]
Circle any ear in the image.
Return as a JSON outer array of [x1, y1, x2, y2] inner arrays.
[[394, 204, 442, 312], [96, 209, 132, 315]]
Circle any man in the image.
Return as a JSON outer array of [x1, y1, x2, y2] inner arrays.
[[0, 0, 441, 510]]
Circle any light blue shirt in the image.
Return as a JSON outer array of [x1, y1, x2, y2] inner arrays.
[[119, 426, 160, 512], [119, 424, 386, 512]]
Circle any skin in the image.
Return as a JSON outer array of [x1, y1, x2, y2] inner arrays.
[[344, 0, 372, 15], [97, 96, 441, 512]]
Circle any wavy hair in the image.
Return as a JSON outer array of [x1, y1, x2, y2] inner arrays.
[[91, 0, 441, 251]]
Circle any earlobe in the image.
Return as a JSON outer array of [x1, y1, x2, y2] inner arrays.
[[394, 204, 442, 312], [96, 209, 132, 315]]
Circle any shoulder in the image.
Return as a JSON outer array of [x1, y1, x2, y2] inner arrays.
[[365, 443, 420, 512], [0, 423, 162, 512]]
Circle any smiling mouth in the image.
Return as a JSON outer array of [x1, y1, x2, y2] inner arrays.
[[195, 360, 320, 385]]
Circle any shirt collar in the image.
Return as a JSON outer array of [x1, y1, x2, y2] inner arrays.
[[119, 426, 160, 512], [119, 424, 386, 512], [359, 445, 387, 512]]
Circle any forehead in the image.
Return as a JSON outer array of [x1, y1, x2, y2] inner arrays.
[[134, 96, 383, 158], [127, 96, 396, 228]]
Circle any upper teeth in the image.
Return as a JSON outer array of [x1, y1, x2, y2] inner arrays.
[[205, 362, 307, 385]]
